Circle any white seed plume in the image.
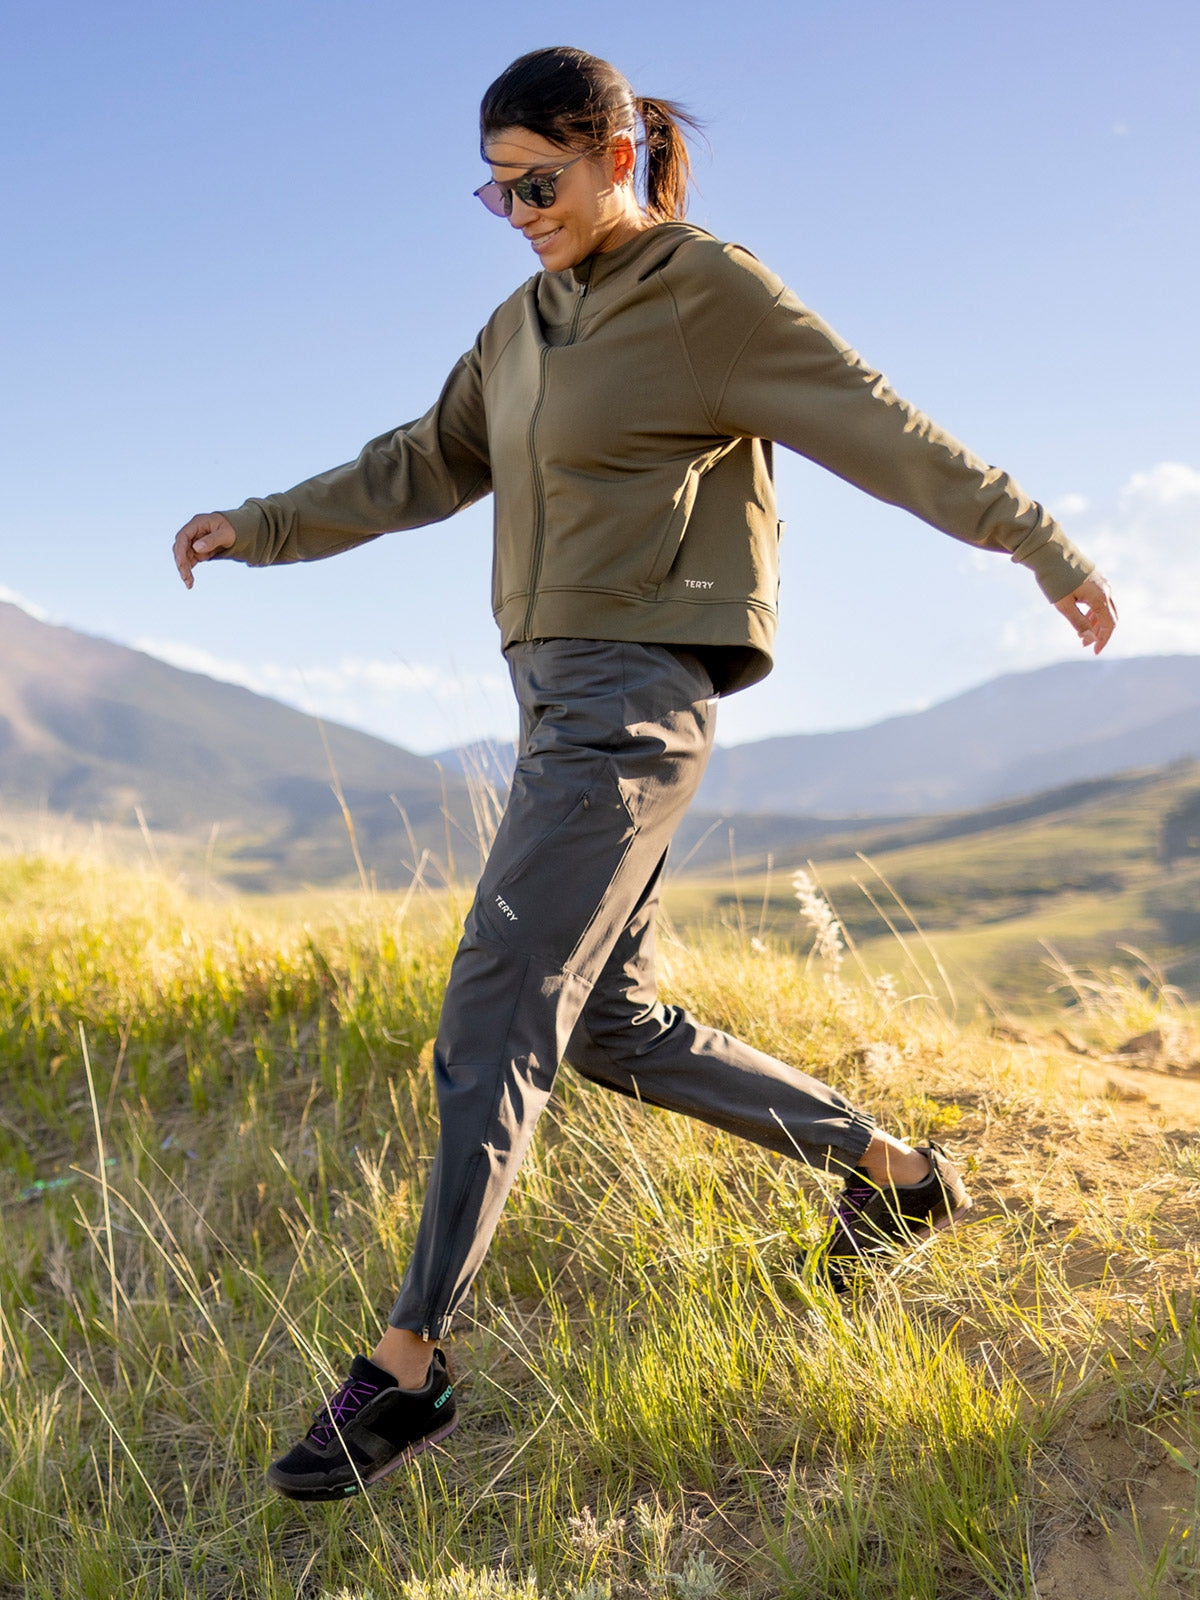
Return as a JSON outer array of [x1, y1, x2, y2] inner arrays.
[[792, 868, 844, 974]]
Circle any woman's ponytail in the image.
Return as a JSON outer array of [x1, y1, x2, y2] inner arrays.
[[633, 100, 700, 224], [637, 96, 700, 222]]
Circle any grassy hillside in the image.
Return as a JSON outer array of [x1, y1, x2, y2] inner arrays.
[[665, 763, 1200, 1007], [0, 845, 1197, 1597]]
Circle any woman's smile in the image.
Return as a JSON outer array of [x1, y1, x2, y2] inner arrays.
[[526, 225, 563, 256]]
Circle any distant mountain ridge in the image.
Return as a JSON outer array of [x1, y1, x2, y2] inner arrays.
[[438, 656, 1200, 819], [697, 656, 1200, 815], [5, 599, 1200, 890], [0, 601, 475, 888]]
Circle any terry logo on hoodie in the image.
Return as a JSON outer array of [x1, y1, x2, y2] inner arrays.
[[683, 579, 715, 589]]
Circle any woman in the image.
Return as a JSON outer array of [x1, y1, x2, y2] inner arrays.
[[173, 46, 1115, 1502]]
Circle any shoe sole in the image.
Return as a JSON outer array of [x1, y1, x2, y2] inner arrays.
[[269, 1414, 461, 1503]]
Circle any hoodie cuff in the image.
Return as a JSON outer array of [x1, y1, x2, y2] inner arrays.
[[1019, 533, 1096, 604], [213, 502, 268, 564]]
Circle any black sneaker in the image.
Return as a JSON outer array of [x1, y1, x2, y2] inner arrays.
[[807, 1143, 972, 1291], [267, 1349, 457, 1501]]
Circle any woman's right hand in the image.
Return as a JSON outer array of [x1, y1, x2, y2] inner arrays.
[[173, 512, 237, 589], [1053, 573, 1117, 655]]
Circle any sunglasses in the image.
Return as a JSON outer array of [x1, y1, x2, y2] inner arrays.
[[473, 154, 588, 218]]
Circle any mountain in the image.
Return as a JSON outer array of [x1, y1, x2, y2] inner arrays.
[[8, 601, 1200, 894], [662, 760, 1200, 1000], [437, 656, 1200, 821], [0, 602, 476, 889], [662, 771, 1150, 878], [429, 737, 518, 793], [694, 656, 1200, 816]]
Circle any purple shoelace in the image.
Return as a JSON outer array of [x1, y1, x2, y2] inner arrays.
[[833, 1179, 877, 1237], [309, 1376, 380, 1446]]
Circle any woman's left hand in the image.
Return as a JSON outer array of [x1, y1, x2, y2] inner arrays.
[[1054, 575, 1117, 655]]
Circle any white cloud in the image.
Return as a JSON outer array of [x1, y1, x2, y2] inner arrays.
[[132, 638, 262, 691], [0, 586, 48, 621], [1050, 492, 1089, 518], [133, 637, 511, 751], [1000, 461, 1200, 663], [1123, 462, 1200, 506]]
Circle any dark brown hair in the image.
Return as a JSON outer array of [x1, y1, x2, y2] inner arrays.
[[480, 46, 700, 223]]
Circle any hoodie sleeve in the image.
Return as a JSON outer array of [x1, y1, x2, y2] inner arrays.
[[216, 337, 491, 567], [701, 249, 1093, 603]]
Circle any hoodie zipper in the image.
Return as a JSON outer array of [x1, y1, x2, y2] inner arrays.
[[521, 272, 590, 638]]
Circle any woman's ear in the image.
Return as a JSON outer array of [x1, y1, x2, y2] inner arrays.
[[611, 135, 637, 186]]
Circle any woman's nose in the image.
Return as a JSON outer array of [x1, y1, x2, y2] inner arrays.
[[508, 193, 539, 228]]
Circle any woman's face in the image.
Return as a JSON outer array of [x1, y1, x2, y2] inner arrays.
[[482, 126, 645, 272]]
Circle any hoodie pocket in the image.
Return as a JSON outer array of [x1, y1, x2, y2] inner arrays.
[[647, 469, 702, 590]]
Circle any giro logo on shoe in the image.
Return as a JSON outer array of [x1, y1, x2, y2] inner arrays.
[[683, 579, 715, 589], [495, 894, 518, 921], [434, 1385, 453, 1409]]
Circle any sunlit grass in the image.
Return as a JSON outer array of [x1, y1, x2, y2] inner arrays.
[[0, 845, 1196, 1596]]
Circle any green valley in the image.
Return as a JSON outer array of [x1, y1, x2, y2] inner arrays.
[[664, 761, 1200, 1007]]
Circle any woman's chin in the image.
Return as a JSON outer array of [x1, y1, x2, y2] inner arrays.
[[529, 231, 573, 271]]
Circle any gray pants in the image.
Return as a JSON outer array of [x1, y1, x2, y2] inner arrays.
[[389, 640, 875, 1337]]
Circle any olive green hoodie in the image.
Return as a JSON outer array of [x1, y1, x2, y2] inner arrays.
[[218, 222, 1092, 694]]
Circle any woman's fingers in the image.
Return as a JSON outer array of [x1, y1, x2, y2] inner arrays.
[[1054, 574, 1117, 655], [173, 514, 236, 589]]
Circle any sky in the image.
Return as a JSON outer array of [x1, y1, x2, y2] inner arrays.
[[2, 0, 1198, 755]]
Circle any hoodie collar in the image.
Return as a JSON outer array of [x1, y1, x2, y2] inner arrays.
[[568, 222, 703, 289]]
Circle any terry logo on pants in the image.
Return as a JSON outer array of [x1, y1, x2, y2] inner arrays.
[[495, 894, 518, 922]]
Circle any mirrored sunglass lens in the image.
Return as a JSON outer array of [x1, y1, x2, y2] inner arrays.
[[476, 182, 509, 217], [521, 175, 553, 208], [476, 167, 563, 216]]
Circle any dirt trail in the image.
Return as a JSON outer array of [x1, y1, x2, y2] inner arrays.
[[966, 1037, 1200, 1595], [1036, 1423, 1198, 1599], [1051, 1057, 1199, 1598], [1072, 1053, 1200, 1129]]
